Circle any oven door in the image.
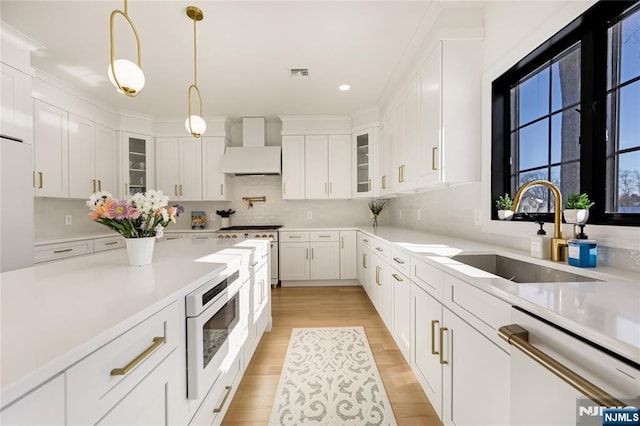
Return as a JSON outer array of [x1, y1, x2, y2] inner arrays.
[[186, 287, 240, 400]]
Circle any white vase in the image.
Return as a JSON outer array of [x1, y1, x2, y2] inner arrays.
[[220, 217, 230, 229], [563, 209, 589, 224], [498, 210, 514, 221], [125, 237, 156, 266]]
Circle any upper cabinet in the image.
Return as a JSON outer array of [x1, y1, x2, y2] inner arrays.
[[1, 64, 33, 144], [155, 137, 202, 201], [282, 135, 305, 200], [305, 135, 351, 199], [33, 100, 69, 198], [120, 132, 155, 198], [352, 127, 379, 198], [202, 136, 229, 201]]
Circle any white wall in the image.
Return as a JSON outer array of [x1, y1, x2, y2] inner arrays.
[[388, 1, 640, 272]]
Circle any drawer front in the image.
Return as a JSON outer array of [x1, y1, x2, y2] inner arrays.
[[34, 240, 94, 263], [280, 231, 310, 242], [190, 233, 216, 240], [444, 273, 510, 345], [189, 351, 242, 426], [411, 257, 444, 299], [309, 231, 339, 242], [370, 239, 391, 262], [163, 233, 189, 241], [357, 232, 371, 248], [66, 302, 179, 425], [93, 236, 124, 253], [390, 247, 410, 276]]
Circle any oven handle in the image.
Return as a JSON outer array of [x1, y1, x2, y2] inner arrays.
[[110, 336, 165, 376], [498, 324, 624, 407]]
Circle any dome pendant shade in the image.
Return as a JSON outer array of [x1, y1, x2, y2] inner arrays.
[[185, 115, 207, 138], [107, 59, 145, 95]]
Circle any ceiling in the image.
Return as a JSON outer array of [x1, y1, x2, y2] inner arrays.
[[1, 1, 437, 122]]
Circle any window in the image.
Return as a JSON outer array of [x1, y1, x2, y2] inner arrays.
[[492, 0, 640, 226]]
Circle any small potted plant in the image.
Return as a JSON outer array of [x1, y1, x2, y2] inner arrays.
[[368, 199, 386, 228], [495, 193, 514, 220], [564, 193, 594, 224]]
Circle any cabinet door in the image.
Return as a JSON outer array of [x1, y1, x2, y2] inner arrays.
[[327, 134, 351, 199], [1, 64, 33, 144], [202, 136, 228, 201], [389, 103, 403, 191], [97, 350, 180, 426], [34, 100, 68, 197], [0, 375, 65, 425], [339, 231, 357, 279], [155, 138, 180, 199], [310, 241, 340, 280], [441, 307, 510, 426], [178, 137, 202, 201], [281, 135, 305, 200], [412, 283, 443, 418], [379, 116, 393, 195], [353, 130, 372, 197], [68, 113, 95, 198], [417, 43, 441, 186], [377, 258, 393, 329], [121, 132, 154, 197], [401, 79, 419, 189], [304, 135, 329, 199], [279, 242, 310, 280], [95, 125, 117, 195], [357, 246, 370, 291], [391, 270, 411, 361]]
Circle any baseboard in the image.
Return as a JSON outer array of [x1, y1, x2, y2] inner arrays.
[[280, 279, 361, 287]]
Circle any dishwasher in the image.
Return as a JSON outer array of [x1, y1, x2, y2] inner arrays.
[[500, 307, 639, 426]]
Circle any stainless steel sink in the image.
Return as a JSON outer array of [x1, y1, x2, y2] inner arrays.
[[450, 254, 601, 283]]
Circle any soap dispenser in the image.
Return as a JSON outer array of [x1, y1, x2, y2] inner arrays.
[[568, 225, 597, 267], [530, 221, 551, 259]]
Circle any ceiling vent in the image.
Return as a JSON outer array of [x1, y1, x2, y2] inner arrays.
[[290, 68, 309, 79]]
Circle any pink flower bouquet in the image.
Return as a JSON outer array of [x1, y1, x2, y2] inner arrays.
[[86, 190, 183, 238]]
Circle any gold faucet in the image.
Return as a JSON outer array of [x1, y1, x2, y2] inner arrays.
[[511, 180, 567, 261]]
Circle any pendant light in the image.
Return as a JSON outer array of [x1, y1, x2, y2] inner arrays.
[[108, 0, 145, 97], [185, 6, 206, 138]]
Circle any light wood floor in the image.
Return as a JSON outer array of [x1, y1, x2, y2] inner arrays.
[[222, 286, 442, 425]]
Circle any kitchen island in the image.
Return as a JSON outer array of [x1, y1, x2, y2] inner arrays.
[[0, 237, 270, 424]]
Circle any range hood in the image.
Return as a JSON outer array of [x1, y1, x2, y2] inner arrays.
[[221, 117, 281, 175]]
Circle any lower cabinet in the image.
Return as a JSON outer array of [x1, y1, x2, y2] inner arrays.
[[279, 242, 310, 280], [391, 268, 411, 361], [339, 230, 357, 279], [309, 241, 340, 280], [0, 375, 65, 426]]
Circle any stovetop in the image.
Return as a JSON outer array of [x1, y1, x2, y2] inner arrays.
[[218, 225, 282, 231]]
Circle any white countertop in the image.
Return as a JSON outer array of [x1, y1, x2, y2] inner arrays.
[[0, 238, 263, 405], [360, 226, 640, 366]]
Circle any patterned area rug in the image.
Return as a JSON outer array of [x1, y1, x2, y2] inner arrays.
[[269, 327, 397, 426]]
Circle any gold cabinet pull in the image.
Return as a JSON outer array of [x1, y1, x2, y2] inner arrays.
[[220, 183, 224, 196], [105, 241, 119, 246], [498, 324, 624, 407], [179, 184, 183, 196], [439, 327, 448, 365], [110, 337, 165, 376], [174, 184, 178, 196], [98, 180, 102, 191], [54, 248, 73, 254], [432, 147, 438, 170], [398, 166, 402, 183], [381, 175, 387, 190], [311, 247, 314, 260], [392, 273, 403, 282], [213, 386, 232, 413], [431, 320, 439, 355], [376, 247, 384, 252], [341, 236, 344, 249], [92, 179, 96, 192], [375, 266, 381, 285], [38, 172, 43, 189], [393, 257, 405, 264], [363, 253, 367, 269]]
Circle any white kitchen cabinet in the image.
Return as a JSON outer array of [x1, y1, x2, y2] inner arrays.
[[97, 350, 180, 426], [33, 100, 68, 197], [279, 241, 310, 281], [281, 135, 305, 200], [398, 80, 419, 191], [120, 132, 154, 198], [0, 374, 65, 426], [357, 239, 370, 292], [156, 137, 202, 201], [309, 241, 340, 280], [352, 128, 378, 197], [1, 63, 33, 144], [68, 115, 117, 198], [34, 239, 94, 264], [339, 230, 357, 279], [202, 136, 229, 201], [93, 235, 124, 252], [379, 115, 393, 195], [417, 39, 482, 187], [304, 135, 352, 199]]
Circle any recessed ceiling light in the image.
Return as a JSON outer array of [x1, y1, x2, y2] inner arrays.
[[339, 84, 351, 91]]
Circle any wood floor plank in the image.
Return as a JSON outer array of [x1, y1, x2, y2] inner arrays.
[[222, 286, 442, 426]]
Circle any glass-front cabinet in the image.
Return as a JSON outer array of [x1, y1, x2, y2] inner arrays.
[[352, 127, 378, 197], [119, 132, 155, 198]]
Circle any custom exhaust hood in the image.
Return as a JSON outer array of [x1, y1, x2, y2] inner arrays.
[[221, 117, 281, 175]]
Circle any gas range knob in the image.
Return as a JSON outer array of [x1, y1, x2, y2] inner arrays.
[[255, 235, 262, 238], [217, 235, 224, 239], [262, 234, 268, 238], [268, 234, 274, 239], [224, 235, 231, 239], [232, 235, 237, 238]]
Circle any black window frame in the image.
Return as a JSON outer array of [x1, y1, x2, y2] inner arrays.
[[491, 0, 640, 227]]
